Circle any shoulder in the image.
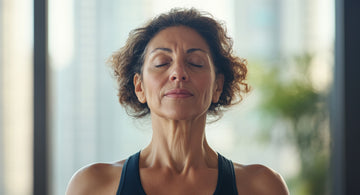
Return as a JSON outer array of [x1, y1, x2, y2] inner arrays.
[[65, 160, 126, 195], [233, 163, 289, 195]]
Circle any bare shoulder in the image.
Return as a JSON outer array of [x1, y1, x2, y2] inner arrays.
[[233, 162, 289, 195], [65, 160, 126, 195]]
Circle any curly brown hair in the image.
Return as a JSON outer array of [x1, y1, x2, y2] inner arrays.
[[109, 8, 250, 118]]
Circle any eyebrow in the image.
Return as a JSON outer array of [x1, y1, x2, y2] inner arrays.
[[186, 48, 208, 54], [149, 47, 209, 55]]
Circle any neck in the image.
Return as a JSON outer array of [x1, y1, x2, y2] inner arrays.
[[141, 114, 217, 173]]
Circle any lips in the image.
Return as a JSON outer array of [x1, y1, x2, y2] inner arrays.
[[164, 89, 193, 98]]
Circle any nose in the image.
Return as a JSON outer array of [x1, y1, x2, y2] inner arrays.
[[169, 62, 188, 82]]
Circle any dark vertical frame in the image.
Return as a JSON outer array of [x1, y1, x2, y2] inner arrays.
[[343, 0, 360, 194], [34, 0, 48, 194], [332, 0, 360, 194]]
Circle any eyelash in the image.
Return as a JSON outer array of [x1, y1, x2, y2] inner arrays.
[[155, 63, 169, 68], [155, 63, 202, 68], [189, 63, 203, 68]]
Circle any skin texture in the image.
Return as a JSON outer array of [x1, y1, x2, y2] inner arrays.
[[66, 26, 289, 195]]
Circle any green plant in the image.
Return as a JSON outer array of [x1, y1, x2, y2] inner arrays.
[[252, 54, 330, 195]]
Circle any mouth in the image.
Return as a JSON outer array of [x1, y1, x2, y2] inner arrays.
[[164, 89, 193, 98]]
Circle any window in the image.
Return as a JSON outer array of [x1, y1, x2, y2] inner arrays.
[[48, 1, 334, 195]]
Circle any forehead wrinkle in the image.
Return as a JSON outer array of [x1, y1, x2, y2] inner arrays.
[[150, 47, 172, 55], [149, 47, 209, 56], [186, 48, 209, 54]]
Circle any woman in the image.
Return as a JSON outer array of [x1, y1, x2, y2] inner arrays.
[[66, 8, 289, 195]]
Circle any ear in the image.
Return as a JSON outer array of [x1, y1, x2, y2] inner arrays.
[[212, 74, 224, 103], [134, 73, 146, 103]]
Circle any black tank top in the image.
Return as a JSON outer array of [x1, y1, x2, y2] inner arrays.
[[116, 151, 238, 195]]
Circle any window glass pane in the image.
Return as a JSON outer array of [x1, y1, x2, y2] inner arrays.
[[0, 0, 34, 194], [48, 0, 334, 195]]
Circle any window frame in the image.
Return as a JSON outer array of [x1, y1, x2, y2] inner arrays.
[[34, 0, 49, 194]]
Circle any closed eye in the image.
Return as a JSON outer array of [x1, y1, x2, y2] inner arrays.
[[189, 63, 203, 68], [155, 63, 169, 68]]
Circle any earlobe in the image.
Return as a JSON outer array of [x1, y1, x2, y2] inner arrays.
[[212, 74, 224, 103], [134, 73, 146, 103]]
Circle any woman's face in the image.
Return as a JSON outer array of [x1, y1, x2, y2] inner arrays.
[[134, 26, 224, 121]]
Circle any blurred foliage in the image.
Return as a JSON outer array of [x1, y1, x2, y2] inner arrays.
[[250, 54, 330, 195]]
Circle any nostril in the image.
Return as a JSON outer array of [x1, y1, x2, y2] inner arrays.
[[170, 74, 187, 81]]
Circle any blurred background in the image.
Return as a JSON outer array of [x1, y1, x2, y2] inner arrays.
[[1, 0, 337, 194]]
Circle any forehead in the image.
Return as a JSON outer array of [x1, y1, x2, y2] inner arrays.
[[146, 26, 210, 53]]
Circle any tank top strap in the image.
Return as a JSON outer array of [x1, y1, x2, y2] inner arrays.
[[116, 152, 238, 195], [116, 151, 146, 195], [213, 153, 239, 195]]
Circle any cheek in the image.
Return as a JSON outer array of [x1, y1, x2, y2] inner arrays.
[[143, 75, 163, 99], [196, 77, 215, 98]]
